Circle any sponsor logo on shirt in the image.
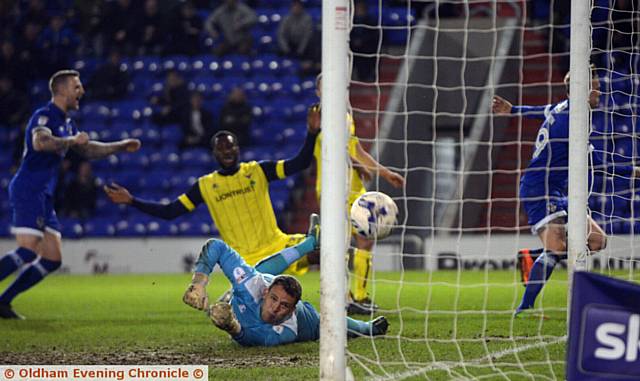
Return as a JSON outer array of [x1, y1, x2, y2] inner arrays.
[[233, 267, 247, 283], [215, 183, 255, 202], [37, 116, 48, 127]]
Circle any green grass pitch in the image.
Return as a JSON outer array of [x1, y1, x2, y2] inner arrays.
[[0, 270, 571, 380]]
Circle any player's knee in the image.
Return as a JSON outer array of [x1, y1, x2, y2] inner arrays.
[[588, 235, 607, 252]]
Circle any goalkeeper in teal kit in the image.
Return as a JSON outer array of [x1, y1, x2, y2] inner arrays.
[[182, 215, 389, 347]]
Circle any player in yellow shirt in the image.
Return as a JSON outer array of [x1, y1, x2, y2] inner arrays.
[[104, 107, 321, 275], [314, 74, 405, 314]]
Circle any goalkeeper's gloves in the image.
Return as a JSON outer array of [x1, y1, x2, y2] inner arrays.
[[208, 302, 241, 336], [182, 272, 209, 310]]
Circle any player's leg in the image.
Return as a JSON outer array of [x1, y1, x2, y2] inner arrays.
[[0, 234, 41, 319], [587, 216, 607, 252], [0, 234, 39, 283], [0, 230, 62, 311], [347, 234, 379, 315], [255, 214, 320, 275], [516, 219, 566, 315], [346, 315, 389, 337], [0, 197, 63, 319], [517, 248, 544, 285]]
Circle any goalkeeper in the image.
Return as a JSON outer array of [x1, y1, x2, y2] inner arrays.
[[183, 214, 389, 346], [492, 67, 640, 316]]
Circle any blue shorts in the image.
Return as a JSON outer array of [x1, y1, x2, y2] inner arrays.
[[10, 191, 61, 238], [522, 195, 568, 233]]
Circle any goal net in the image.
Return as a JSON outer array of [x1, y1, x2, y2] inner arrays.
[[340, 1, 640, 379]]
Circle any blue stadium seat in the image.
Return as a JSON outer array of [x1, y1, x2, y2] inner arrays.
[[83, 218, 116, 237], [146, 220, 179, 236], [148, 150, 180, 170], [181, 148, 213, 169], [60, 218, 84, 239], [162, 55, 192, 77], [115, 218, 147, 236], [80, 102, 111, 125], [178, 220, 211, 236], [161, 124, 184, 144]]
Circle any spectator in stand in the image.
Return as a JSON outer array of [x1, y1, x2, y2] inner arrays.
[[0, 76, 30, 127], [277, 0, 314, 60], [168, 1, 203, 56], [134, 0, 165, 56], [102, 0, 138, 56], [17, 0, 48, 31], [38, 12, 79, 72], [16, 22, 45, 79], [179, 91, 216, 150], [205, 0, 257, 56], [350, 2, 378, 82], [151, 70, 190, 126], [88, 49, 130, 101], [220, 87, 252, 146], [62, 161, 98, 219], [0, 40, 25, 88]]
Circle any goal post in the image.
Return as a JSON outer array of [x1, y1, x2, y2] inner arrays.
[[319, 0, 349, 380], [566, 0, 591, 322]]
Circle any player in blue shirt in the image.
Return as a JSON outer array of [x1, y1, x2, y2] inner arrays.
[[182, 215, 389, 346], [492, 68, 640, 316], [0, 70, 141, 319]]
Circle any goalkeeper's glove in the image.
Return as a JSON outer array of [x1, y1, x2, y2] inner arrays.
[[182, 272, 209, 310], [208, 302, 241, 336]]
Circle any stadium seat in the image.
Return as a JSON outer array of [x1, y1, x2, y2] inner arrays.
[[148, 151, 180, 170], [115, 218, 147, 237], [83, 218, 116, 237], [146, 220, 179, 236], [178, 220, 211, 236], [60, 218, 84, 239], [161, 125, 184, 144]]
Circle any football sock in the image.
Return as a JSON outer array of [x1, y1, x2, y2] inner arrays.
[[255, 236, 316, 275], [516, 251, 559, 312], [346, 316, 371, 334], [351, 248, 372, 301], [0, 257, 61, 304], [0, 247, 37, 282]]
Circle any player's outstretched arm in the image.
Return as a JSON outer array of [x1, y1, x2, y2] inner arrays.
[[103, 182, 195, 220], [32, 129, 89, 153], [491, 95, 513, 115], [73, 138, 141, 160], [492, 95, 551, 119], [259, 104, 321, 181], [353, 142, 405, 188]]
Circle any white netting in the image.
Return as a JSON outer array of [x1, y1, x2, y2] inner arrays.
[[342, 1, 640, 379]]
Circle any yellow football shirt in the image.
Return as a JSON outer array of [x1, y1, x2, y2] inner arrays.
[[178, 161, 290, 260], [313, 113, 366, 206]]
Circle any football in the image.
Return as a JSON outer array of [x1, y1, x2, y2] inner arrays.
[[350, 191, 399, 240]]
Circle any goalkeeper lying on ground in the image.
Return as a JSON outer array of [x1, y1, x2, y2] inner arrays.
[[183, 214, 388, 347]]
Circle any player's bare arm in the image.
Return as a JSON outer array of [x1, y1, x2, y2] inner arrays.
[[491, 95, 512, 115], [352, 156, 373, 182], [103, 182, 134, 204], [32, 129, 89, 153], [73, 138, 141, 160], [354, 142, 405, 188]]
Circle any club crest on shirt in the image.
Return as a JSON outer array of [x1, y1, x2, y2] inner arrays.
[[233, 266, 247, 283], [37, 116, 48, 127], [272, 325, 284, 334], [238, 304, 246, 313], [547, 203, 557, 213], [36, 216, 45, 229]]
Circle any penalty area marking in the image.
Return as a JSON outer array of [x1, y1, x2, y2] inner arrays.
[[364, 336, 567, 381]]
